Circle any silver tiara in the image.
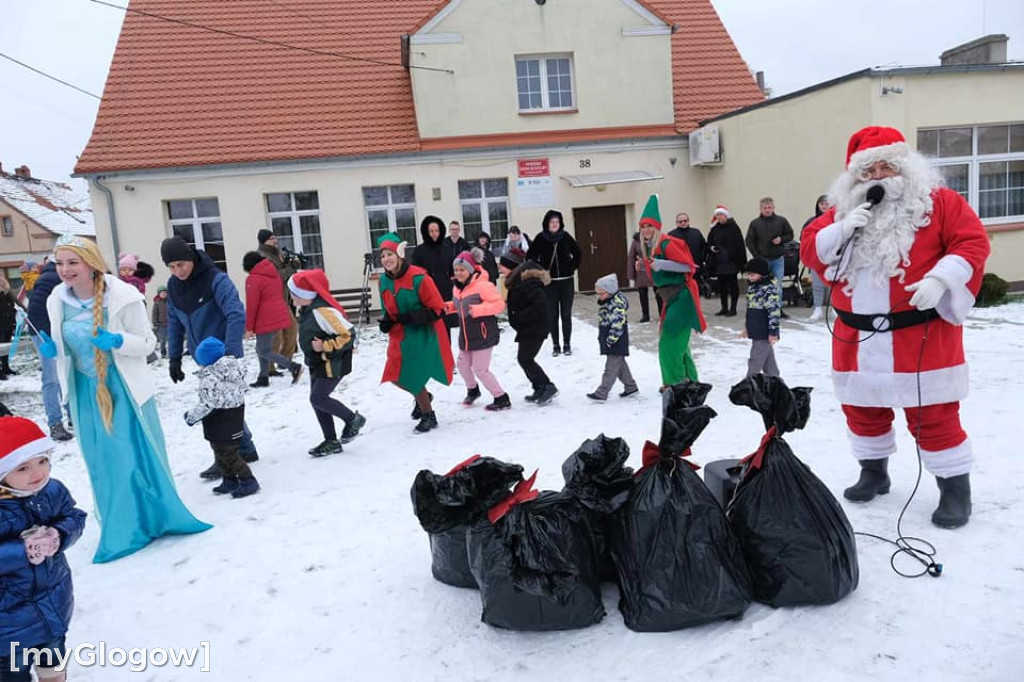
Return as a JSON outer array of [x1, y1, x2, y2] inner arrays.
[[54, 233, 90, 250]]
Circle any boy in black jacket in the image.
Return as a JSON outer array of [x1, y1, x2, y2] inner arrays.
[[741, 257, 781, 378], [499, 248, 558, 405]]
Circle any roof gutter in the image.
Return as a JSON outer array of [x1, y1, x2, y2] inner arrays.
[[89, 175, 121, 257]]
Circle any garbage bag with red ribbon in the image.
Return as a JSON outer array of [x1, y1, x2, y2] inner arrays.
[[561, 434, 634, 584], [467, 471, 605, 630], [411, 455, 524, 588], [608, 381, 753, 631], [726, 374, 859, 607]]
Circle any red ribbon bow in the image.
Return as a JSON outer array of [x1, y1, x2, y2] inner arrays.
[[487, 470, 539, 523], [445, 454, 482, 477], [740, 426, 778, 474], [639, 441, 700, 472]]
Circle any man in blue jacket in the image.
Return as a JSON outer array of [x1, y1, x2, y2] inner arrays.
[[161, 237, 259, 476], [27, 261, 73, 441]]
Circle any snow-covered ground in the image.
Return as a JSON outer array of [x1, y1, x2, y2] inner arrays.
[[3, 301, 1023, 681]]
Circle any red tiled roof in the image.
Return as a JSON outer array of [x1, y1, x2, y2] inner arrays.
[[75, 0, 762, 174]]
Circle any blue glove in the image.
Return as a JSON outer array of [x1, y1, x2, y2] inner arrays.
[[37, 330, 58, 359], [91, 328, 124, 351]]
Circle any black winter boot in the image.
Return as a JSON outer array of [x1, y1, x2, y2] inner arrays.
[[249, 376, 270, 388], [411, 392, 433, 420], [462, 386, 482, 405], [843, 458, 891, 502], [931, 474, 971, 529], [199, 461, 222, 480], [485, 393, 512, 411], [414, 411, 438, 433]]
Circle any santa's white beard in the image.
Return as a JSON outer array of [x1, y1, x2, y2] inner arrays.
[[828, 156, 941, 292]]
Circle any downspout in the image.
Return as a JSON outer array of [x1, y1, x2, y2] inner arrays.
[[90, 175, 121, 257]]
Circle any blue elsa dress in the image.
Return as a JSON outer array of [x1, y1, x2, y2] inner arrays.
[[62, 301, 211, 563]]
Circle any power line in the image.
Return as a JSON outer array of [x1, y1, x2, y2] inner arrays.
[[0, 51, 101, 99], [88, 0, 454, 75]]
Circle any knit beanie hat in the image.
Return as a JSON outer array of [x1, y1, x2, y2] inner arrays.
[[499, 247, 527, 270], [452, 250, 478, 273], [595, 273, 619, 294], [243, 251, 265, 273], [0, 417, 54, 486], [745, 257, 771, 277], [257, 228, 274, 244], [160, 236, 195, 265], [194, 337, 226, 367], [118, 252, 139, 272]]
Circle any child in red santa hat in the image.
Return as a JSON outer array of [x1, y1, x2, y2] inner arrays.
[[0, 416, 87, 681]]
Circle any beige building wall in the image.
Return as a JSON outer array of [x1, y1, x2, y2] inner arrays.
[[410, 0, 675, 139], [87, 141, 699, 306], [0, 200, 60, 261]]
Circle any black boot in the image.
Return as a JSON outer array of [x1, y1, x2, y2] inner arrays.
[[485, 393, 512, 411], [843, 458, 890, 502], [411, 391, 434, 420], [931, 474, 971, 528], [199, 461, 222, 480], [524, 387, 541, 403], [249, 376, 270, 388], [462, 386, 482, 405], [414, 411, 438, 433]]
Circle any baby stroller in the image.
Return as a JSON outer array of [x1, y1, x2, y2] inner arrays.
[[781, 241, 811, 308]]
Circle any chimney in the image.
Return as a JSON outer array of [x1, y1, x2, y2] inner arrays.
[[14, 165, 31, 179], [755, 70, 766, 94], [940, 34, 1009, 66]]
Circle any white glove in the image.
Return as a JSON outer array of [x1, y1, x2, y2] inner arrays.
[[838, 202, 873, 240], [905, 277, 947, 310]]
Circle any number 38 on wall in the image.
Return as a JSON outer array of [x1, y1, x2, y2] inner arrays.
[[579, 159, 591, 169]]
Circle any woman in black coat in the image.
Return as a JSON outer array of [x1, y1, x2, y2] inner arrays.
[[527, 209, 582, 356], [411, 215, 457, 335], [706, 209, 747, 316], [0, 275, 18, 379], [473, 232, 500, 283]]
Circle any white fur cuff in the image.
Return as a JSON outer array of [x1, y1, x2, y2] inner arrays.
[[847, 429, 897, 459], [925, 254, 975, 325]]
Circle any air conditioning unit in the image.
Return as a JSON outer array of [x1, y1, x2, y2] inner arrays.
[[689, 125, 722, 166]]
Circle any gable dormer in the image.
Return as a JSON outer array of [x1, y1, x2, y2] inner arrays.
[[408, 0, 676, 140]]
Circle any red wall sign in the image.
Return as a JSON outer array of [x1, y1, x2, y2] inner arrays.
[[517, 158, 550, 178]]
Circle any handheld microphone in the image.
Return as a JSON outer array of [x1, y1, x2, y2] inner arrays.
[[866, 184, 885, 207]]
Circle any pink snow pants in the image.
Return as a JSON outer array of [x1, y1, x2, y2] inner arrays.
[[457, 347, 505, 397]]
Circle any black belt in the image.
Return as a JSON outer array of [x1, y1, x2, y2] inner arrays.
[[834, 307, 939, 332]]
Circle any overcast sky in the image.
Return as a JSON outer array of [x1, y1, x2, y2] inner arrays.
[[1, 0, 1021, 185]]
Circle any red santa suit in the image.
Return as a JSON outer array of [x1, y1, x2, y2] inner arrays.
[[801, 135, 990, 479]]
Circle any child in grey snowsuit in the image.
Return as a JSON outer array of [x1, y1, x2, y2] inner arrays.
[[151, 286, 169, 358], [184, 337, 260, 498], [587, 274, 638, 401], [741, 257, 781, 378]]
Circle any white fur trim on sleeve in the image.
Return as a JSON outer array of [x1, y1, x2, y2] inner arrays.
[[925, 254, 974, 325]]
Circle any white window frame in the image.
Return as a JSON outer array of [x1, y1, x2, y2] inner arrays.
[[165, 198, 227, 270], [265, 191, 325, 270], [919, 124, 1024, 225], [458, 178, 510, 250], [515, 54, 576, 113], [1, 215, 13, 237], [362, 185, 417, 268]]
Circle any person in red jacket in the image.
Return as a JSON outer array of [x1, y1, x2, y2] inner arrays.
[[243, 251, 303, 387], [800, 126, 990, 529]]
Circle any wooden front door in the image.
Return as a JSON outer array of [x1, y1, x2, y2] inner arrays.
[[574, 205, 628, 292]]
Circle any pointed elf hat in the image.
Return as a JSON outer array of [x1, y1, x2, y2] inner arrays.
[[639, 194, 661, 229], [376, 232, 407, 259]]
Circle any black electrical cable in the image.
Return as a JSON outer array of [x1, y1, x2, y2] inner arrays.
[[87, 0, 455, 74], [0, 51, 101, 99], [821, 226, 943, 579]]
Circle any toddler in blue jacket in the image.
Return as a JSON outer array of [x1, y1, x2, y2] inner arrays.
[[0, 416, 87, 681]]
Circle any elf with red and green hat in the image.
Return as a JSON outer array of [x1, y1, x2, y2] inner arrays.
[[376, 233, 454, 433], [638, 195, 707, 386]]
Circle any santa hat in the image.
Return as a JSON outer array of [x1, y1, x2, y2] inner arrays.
[[639, 195, 661, 229], [452, 250, 478, 273], [288, 270, 348, 315], [0, 417, 55, 484], [713, 205, 730, 219], [846, 126, 909, 169], [118, 252, 139, 272]]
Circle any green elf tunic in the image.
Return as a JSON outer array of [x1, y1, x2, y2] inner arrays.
[[379, 261, 454, 393], [645, 234, 707, 385]]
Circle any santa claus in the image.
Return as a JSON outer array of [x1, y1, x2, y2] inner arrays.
[[801, 126, 990, 529]]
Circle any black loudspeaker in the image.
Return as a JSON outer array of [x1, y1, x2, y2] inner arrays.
[[703, 458, 743, 509]]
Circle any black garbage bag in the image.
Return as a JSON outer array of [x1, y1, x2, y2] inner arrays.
[[467, 475, 605, 631], [561, 434, 634, 583], [411, 455, 524, 588], [608, 380, 753, 631], [727, 375, 859, 607]]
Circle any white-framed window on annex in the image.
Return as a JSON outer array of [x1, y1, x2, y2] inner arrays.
[[265, 191, 325, 269], [515, 54, 575, 112], [166, 198, 227, 272], [1, 215, 13, 237], [459, 179, 510, 249], [363, 184, 417, 267], [917, 123, 1024, 222]]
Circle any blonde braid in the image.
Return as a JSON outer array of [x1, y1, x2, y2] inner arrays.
[[92, 274, 114, 431]]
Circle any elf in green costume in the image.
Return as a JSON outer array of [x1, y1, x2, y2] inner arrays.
[[638, 195, 707, 386], [376, 233, 453, 433]]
